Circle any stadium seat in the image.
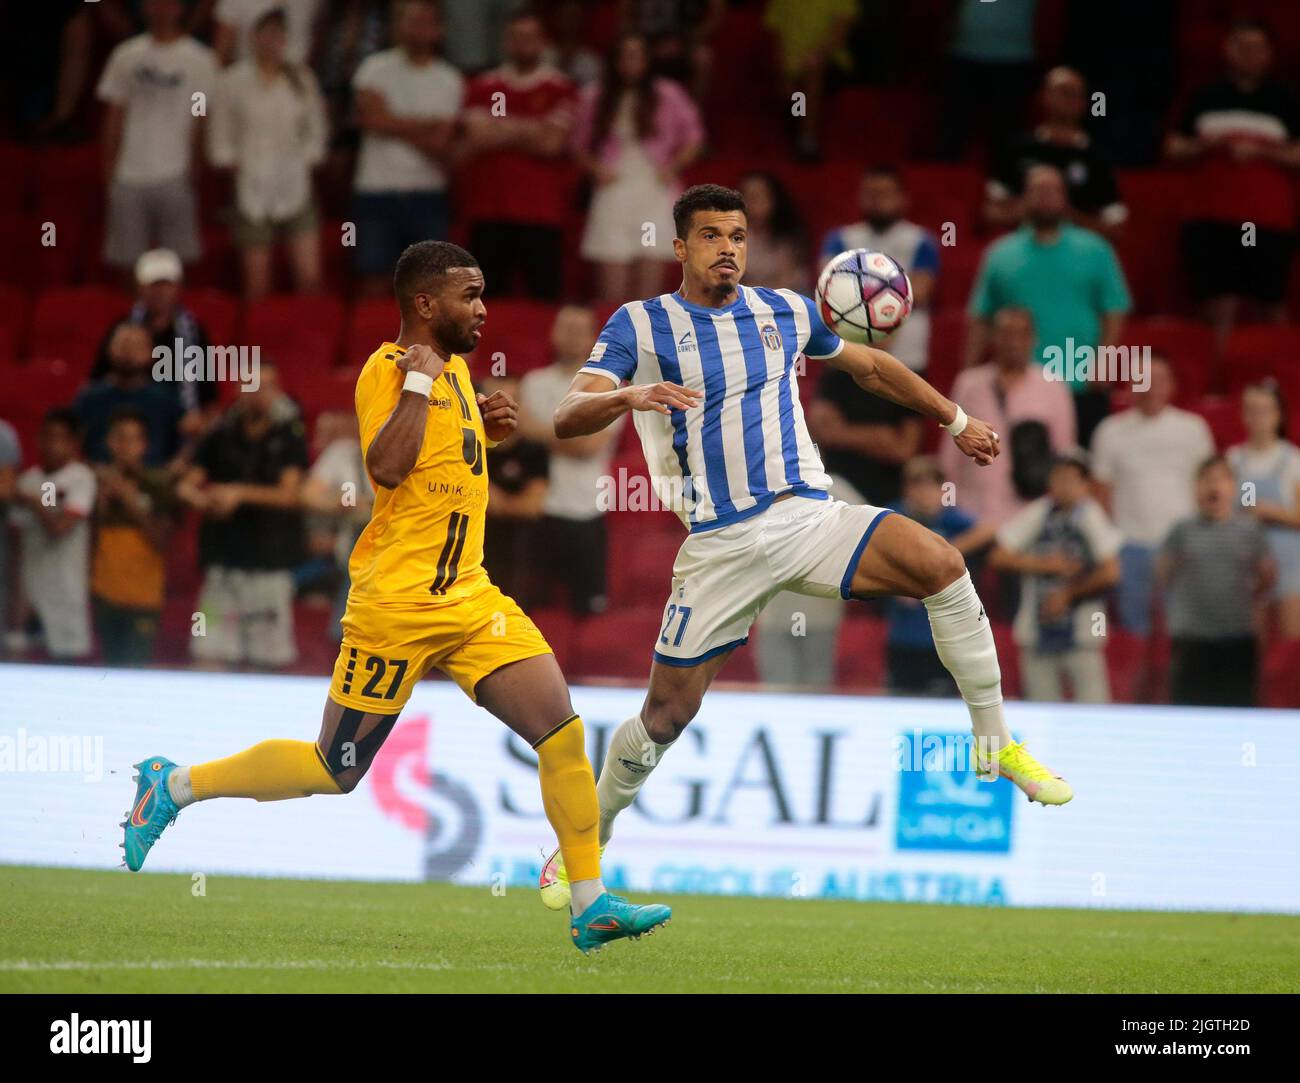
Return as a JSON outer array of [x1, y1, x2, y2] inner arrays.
[[834, 611, 887, 691], [571, 610, 660, 681], [468, 298, 559, 379], [1193, 395, 1244, 451], [1260, 639, 1300, 708], [344, 298, 400, 366], [0, 143, 34, 212], [1121, 316, 1213, 402], [284, 364, 358, 425], [529, 608, 576, 675], [30, 285, 132, 372], [242, 293, 346, 378], [1222, 325, 1300, 396], [0, 284, 29, 361], [183, 287, 241, 349]]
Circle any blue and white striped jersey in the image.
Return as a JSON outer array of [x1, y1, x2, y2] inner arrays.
[[579, 285, 845, 533]]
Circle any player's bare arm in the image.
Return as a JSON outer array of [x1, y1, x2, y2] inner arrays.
[[365, 344, 444, 488], [828, 342, 1001, 466], [553, 373, 702, 438]]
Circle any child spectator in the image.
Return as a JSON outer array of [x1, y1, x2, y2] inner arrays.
[[1228, 380, 1300, 639], [9, 410, 96, 661], [1159, 456, 1273, 707], [91, 409, 179, 666], [990, 451, 1121, 703], [885, 457, 994, 696]]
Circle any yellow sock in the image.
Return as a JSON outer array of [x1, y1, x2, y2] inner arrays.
[[534, 716, 602, 882], [190, 740, 342, 802]]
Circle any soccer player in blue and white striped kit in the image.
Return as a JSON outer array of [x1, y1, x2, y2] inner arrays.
[[539, 185, 1073, 909]]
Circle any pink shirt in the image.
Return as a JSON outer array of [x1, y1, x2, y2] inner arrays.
[[938, 363, 1077, 525], [571, 77, 704, 171]]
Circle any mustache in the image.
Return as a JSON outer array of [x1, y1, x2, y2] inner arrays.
[[712, 259, 738, 269]]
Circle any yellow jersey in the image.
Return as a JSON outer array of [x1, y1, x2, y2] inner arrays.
[[347, 342, 490, 604]]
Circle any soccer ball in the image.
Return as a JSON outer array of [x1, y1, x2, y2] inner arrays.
[[814, 248, 913, 345]]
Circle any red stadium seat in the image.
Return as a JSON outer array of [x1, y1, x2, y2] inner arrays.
[[834, 611, 887, 691], [30, 286, 132, 372], [1193, 395, 1246, 451], [1222, 325, 1300, 396], [468, 299, 559, 380], [0, 284, 30, 362], [0, 143, 34, 212], [284, 364, 358, 424], [928, 308, 969, 397], [344, 298, 399, 367], [242, 293, 345, 378], [529, 608, 576, 675], [183, 287, 240, 349], [1261, 639, 1300, 708], [1121, 317, 1214, 403], [571, 610, 660, 681]]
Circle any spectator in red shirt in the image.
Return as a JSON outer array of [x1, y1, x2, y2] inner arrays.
[[1167, 19, 1300, 352], [459, 10, 577, 300]]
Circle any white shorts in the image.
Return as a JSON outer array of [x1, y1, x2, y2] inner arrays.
[[191, 567, 297, 667], [653, 495, 893, 666]]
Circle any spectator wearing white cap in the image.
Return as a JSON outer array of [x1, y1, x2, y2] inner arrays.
[[91, 249, 218, 448], [97, 0, 216, 275], [208, 5, 329, 301]]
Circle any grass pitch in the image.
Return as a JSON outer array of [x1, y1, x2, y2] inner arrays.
[[2, 865, 1296, 993]]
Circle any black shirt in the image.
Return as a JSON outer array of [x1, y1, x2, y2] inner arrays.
[[816, 368, 915, 507], [992, 129, 1122, 217], [193, 414, 309, 570]]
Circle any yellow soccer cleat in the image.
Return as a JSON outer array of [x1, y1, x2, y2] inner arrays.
[[976, 739, 1074, 806], [539, 843, 606, 911]]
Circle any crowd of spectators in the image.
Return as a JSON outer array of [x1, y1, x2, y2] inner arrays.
[[4, 1, 1300, 710]]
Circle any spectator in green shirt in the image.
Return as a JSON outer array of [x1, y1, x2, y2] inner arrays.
[[965, 165, 1132, 445]]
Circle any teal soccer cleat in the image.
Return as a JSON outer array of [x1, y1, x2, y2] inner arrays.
[[570, 893, 672, 954], [121, 757, 181, 871]]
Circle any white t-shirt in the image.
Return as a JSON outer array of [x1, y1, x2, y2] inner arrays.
[[97, 34, 218, 186], [519, 364, 621, 521], [1091, 406, 1215, 546], [997, 496, 1122, 650], [10, 462, 96, 657], [353, 50, 464, 193], [308, 438, 373, 566], [215, 0, 322, 66]]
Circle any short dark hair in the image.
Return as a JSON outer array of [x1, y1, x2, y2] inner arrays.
[[393, 240, 479, 305], [107, 406, 149, 435], [43, 407, 83, 440], [1197, 454, 1231, 480], [1230, 16, 1271, 40], [863, 163, 903, 184], [672, 184, 746, 239]]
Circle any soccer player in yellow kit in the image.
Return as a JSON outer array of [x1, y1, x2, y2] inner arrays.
[[121, 241, 671, 953]]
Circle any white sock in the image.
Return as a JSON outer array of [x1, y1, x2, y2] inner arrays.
[[166, 766, 195, 808], [596, 714, 673, 846], [923, 572, 1013, 752], [570, 877, 605, 915]]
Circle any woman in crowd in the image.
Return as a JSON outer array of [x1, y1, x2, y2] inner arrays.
[[573, 32, 704, 302], [208, 7, 329, 301], [738, 171, 811, 293]]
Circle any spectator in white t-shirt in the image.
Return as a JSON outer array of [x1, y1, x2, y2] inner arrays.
[[1228, 379, 1300, 639], [97, 0, 217, 276], [8, 410, 97, 661], [990, 450, 1121, 703], [820, 166, 940, 373], [208, 6, 329, 300], [1090, 355, 1214, 636], [214, 0, 323, 66], [518, 305, 622, 614], [351, 0, 464, 295]]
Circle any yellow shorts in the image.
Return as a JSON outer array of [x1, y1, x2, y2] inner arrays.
[[328, 581, 552, 712]]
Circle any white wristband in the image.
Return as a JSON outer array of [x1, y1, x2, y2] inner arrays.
[[942, 404, 968, 437], [403, 370, 434, 398]]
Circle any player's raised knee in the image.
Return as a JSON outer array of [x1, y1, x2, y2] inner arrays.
[[642, 693, 699, 744], [926, 539, 967, 596]]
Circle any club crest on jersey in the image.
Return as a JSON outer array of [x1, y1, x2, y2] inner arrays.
[[760, 322, 782, 352]]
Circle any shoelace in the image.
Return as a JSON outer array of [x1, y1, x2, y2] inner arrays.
[[999, 743, 1051, 781], [142, 807, 179, 844]]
